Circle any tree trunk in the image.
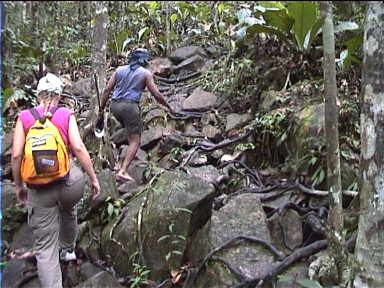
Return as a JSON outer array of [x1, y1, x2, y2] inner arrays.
[[90, 1, 115, 170], [165, 1, 172, 55], [320, 2, 346, 283], [92, 1, 108, 105], [355, 2, 384, 287]]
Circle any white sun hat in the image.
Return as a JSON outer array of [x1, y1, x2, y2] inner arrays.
[[36, 73, 64, 95]]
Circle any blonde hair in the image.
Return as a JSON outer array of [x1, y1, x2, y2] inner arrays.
[[37, 91, 61, 118], [37, 91, 61, 103]]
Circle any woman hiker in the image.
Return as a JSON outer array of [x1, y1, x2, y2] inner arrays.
[[11, 73, 101, 288]]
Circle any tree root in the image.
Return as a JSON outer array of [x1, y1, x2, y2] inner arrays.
[[231, 239, 328, 288], [154, 71, 201, 84], [183, 233, 357, 288], [196, 129, 253, 152], [186, 235, 285, 287]]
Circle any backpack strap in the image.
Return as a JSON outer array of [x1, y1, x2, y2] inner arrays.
[[30, 108, 44, 122], [30, 106, 60, 119], [30, 106, 60, 124], [49, 105, 59, 116]]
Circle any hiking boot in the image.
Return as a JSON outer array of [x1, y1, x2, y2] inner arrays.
[[59, 248, 76, 262]]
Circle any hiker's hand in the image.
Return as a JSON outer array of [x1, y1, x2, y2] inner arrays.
[[90, 178, 101, 200], [15, 185, 27, 206]]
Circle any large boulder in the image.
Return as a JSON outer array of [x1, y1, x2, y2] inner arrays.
[[149, 57, 174, 77], [194, 193, 277, 287], [182, 87, 218, 111], [74, 271, 125, 288], [173, 54, 206, 74], [100, 170, 217, 280], [169, 46, 208, 65]]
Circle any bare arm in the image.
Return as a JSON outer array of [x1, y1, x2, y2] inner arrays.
[[145, 71, 174, 113], [100, 72, 116, 112], [11, 117, 25, 188], [11, 117, 27, 204], [68, 115, 100, 199]]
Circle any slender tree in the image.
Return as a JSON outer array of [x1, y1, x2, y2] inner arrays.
[[90, 1, 115, 169], [165, 1, 172, 55], [92, 1, 108, 93], [355, 2, 384, 287], [320, 2, 347, 284]]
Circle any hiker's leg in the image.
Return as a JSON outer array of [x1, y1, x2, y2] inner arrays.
[[58, 164, 85, 248], [28, 205, 62, 288], [117, 133, 140, 180], [27, 186, 62, 288], [111, 101, 142, 181]]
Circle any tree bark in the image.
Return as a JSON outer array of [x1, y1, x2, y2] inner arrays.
[[320, 1, 346, 284], [320, 1, 347, 284], [92, 1, 108, 94], [355, 2, 384, 287], [90, 1, 115, 170], [165, 1, 172, 55]]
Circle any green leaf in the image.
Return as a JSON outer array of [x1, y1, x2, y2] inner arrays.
[[170, 14, 178, 23], [259, 1, 286, 10], [157, 234, 170, 243], [140, 270, 150, 277], [175, 207, 192, 214], [149, 1, 158, 10], [263, 9, 293, 34], [334, 21, 359, 33], [318, 169, 325, 184], [107, 203, 114, 217], [306, 18, 323, 50], [340, 32, 363, 69], [287, 1, 318, 51], [168, 223, 175, 233], [218, 3, 226, 14], [297, 279, 323, 288], [177, 235, 187, 241], [138, 27, 149, 41], [172, 250, 183, 255], [277, 275, 292, 282], [309, 157, 318, 166], [165, 252, 171, 261], [244, 24, 286, 41]]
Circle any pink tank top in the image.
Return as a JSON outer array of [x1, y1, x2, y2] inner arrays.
[[18, 106, 73, 146]]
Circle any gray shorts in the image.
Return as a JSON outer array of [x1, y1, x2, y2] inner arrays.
[[110, 99, 143, 135]]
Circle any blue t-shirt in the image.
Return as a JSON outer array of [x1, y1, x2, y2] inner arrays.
[[111, 65, 147, 103]]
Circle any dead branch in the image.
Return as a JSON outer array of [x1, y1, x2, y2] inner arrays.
[[295, 182, 358, 197]]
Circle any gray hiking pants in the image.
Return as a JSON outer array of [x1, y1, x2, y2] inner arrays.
[[27, 163, 85, 288]]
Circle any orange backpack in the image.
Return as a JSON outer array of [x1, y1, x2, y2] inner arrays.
[[21, 107, 70, 185]]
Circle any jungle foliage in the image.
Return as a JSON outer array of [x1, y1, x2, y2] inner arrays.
[[3, 1, 365, 190]]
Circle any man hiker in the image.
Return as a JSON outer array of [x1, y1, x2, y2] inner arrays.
[[99, 48, 174, 182]]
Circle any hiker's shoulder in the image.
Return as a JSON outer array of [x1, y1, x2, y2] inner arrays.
[[138, 66, 152, 76], [18, 106, 39, 119], [116, 65, 130, 72], [53, 106, 74, 119]]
